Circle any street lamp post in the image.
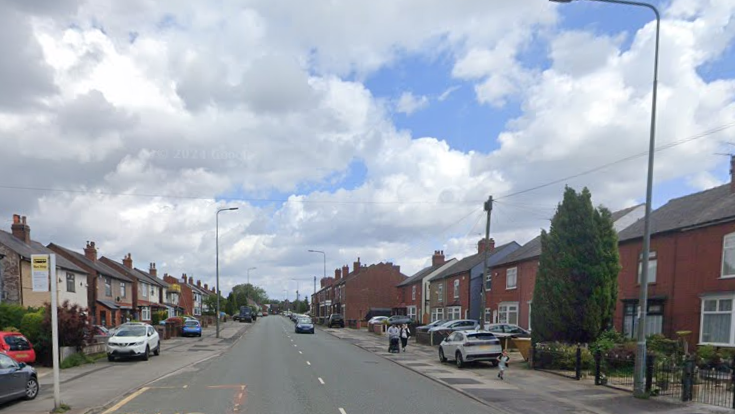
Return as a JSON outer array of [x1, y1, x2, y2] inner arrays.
[[308, 249, 326, 317], [549, 0, 660, 397], [216, 207, 239, 339], [246, 266, 256, 305]]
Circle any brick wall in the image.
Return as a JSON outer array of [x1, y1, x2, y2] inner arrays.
[[428, 270, 471, 320], [486, 259, 538, 330], [343, 262, 405, 321], [0, 245, 20, 304]]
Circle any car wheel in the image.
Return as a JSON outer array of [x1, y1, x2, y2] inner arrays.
[[198, 333, 202, 337], [142, 346, 150, 361], [439, 347, 447, 363], [24, 377, 39, 400], [108, 355, 115, 362], [154, 343, 160, 356], [456, 352, 464, 369]]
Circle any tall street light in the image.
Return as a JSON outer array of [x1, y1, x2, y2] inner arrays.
[[247, 267, 257, 286], [549, 0, 660, 397], [246, 266, 256, 306], [308, 249, 326, 316], [216, 207, 239, 339]]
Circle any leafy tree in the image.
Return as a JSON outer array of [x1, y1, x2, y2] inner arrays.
[[231, 284, 269, 308], [531, 186, 621, 344], [225, 292, 238, 315], [203, 293, 226, 315], [33, 301, 91, 366]]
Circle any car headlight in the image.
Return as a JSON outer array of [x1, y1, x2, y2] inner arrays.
[[134, 341, 145, 346]]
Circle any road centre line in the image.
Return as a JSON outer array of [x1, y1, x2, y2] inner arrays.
[[307, 361, 311, 365], [100, 387, 149, 414], [318, 377, 325, 385], [339, 408, 347, 414], [299, 351, 303, 354]]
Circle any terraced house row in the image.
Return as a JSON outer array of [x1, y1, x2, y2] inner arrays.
[[312, 158, 735, 349], [0, 214, 214, 326]]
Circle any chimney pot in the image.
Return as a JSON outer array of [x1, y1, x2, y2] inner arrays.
[[432, 249, 445, 266], [10, 214, 31, 244], [84, 240, 98, 261]]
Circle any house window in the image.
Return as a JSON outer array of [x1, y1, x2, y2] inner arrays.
[[453, 279, 460, 299], [484, 308, 492, 324], [637, 251, 657, 284], [623, 300, 664, 338], [722, 233, 735, 277], [411, 285, 416, 301], [141, 306, 151, 321], [141, 283, 148, 298], [498, 302, 519, 325], [701, 297, 734, 345], [407, 306, 417, 320], [66, 273, 75, 293], [506, 268, 517, 290], [120, 282, 126, 298], [105, 277, 112, 297], [485, 272, 492, 290], [437, 284, 443, 303], [431, 308, 444, 322], [447, 306, 461, 320]]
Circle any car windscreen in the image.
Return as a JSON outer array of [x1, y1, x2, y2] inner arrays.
[[185, 321, 199, 326], [298, 318, 312, 324], [467, 333, 498, 341], [4, 335, 31, 350], [114, 327, 146, 337]]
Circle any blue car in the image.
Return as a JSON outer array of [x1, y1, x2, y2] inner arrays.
[[182, 320, 202, 337], [295, 317, 315, 334]]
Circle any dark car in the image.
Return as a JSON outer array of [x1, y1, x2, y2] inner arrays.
[[387, 315, 414, 325], [327, 314, 344, 328], [0, 352, 39, 404], [295, 317, 315, 334], [416, 319, 448, 333], [239, 306, 253, 323]]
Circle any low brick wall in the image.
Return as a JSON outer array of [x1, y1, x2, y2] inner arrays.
[[371, 323, 386, 335]]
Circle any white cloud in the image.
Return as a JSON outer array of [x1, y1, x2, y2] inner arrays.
[[438, 85, 460, 101], [396, 92, 429, 115]]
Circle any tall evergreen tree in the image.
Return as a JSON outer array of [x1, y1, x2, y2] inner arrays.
[[531, 186, 621, 344]]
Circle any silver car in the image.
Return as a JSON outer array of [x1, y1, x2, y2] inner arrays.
[[427, 319, 479, 332], [0, 352, 39, 404]]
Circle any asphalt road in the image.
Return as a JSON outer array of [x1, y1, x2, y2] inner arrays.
[[105, 315, 496, 414]]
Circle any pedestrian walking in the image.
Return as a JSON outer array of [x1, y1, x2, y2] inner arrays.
[[387, 324, 401, 353], [400, 323, 410, 352], [497, 349, 510, 380]]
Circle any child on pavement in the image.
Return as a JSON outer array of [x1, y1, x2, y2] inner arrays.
[[497, 349, 510, 380]]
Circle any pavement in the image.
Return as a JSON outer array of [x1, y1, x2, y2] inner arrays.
[[320, 325, 735, 414], [92, 315, 505, 414], [0, 320, 250, 414]]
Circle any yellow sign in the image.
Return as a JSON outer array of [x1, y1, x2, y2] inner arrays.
[[31, 254, 50, 292]]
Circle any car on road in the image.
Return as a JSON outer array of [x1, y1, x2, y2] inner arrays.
[[427, 319, 479, 333], [387, 315, 414, 325], [0, 331, 36, 364], [483, 323, 531, 339], [367, 316, 389, 326], [0, 352, 38, 403], [107, 323, 160, 361], [182, 319, 202, 337], [295, 317, 315, 334], [327, 314, 344, 328], [239, 306, 253, 323], [438, 330, 502, 368], [416, 319, 448, 333]]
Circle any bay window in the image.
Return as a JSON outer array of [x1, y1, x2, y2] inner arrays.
[[701, 297, 734, 345]]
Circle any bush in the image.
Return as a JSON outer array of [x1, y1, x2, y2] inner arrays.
[[2, 326, 19, 332], [60, 352, 93, 369], [590, 329, 626, 354], [536, 342, 594, 371], [20, 311, 44, 343], [647, 334, 680, 357], [152, 311, 167, 326], [0, 304, 29, 330]]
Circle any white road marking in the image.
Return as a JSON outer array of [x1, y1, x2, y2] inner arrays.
[[100, 387, 149, 414], [294, 344, 297, 347], [299, 351, 303, 354], [318, 377, 325, 385], [307, 361, 311, 365], [339, 408, 347, 414]]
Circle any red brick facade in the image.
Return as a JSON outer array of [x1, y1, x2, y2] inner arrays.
[[429, 271, 471, 321], [341, 259, 406, 321], [486, 258, 538, 330]]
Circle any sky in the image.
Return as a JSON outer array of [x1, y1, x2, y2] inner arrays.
[[1, 0, 734, 301]]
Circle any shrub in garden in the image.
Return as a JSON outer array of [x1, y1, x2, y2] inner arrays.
[[20, 311, 45, 344], [0, 303, 29, 330]]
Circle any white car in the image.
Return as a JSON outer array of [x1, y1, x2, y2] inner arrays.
[[367, 316, 388, 325], [107, 323, 160, 361], [438, 330, 502, 368]]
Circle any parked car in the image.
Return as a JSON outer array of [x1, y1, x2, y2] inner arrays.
[[438, 330, 502, 368], [387, 315, 414, 325], [0, 352, 38, 403], [327, 314, 344, 328], [239, 306, 253, 323], [416, 319, 448, 333], [483, 323, 531, 339], [367, 316, 389, 325], [107, 323, 160, 361], [0, 332, 36, 364], [295, 317, 315, 334], [182, 319, 202, 337], [427, 319, 479, 333]]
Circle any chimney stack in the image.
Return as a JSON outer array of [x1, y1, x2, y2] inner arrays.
[[432, 250, 445, 266], [321, 277, 326, 288], [123, 253, 133, 269], [181, 273, 187, 284], [197, 280, 202, 287], [188, 276, 193, 285], [149, 262, 157, 277], [342, 265, 349, 278], [84, 241, 98, 261], [204, 283, 208, 291], [478, 238, 495, 254], [335, 268, 341, 280], [11, 214, 31, 244], [353, 258, 361, 273]]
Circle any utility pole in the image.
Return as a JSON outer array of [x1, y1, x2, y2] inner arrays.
[[480, 195, 493, 329]]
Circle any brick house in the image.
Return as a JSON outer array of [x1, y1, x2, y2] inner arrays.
[[101, 254, 168, 323], [164, 274, 194, 316], [48, 241, 135, 327], [312, 275, 335, 319], [614, 168, 735, 347], [395, 250, 459, 324], [488, 204, 645, 331], [330, 258, 407, 322], [427, 238, 520, 323], [0, 214, 88, 309]]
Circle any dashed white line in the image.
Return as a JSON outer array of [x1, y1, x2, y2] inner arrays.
[[294, 344, 297, 347], [318, 377, 325, 385], [299, 351, 303, 354], [306, 361, 311, 365], [339, 408, 347, 414]]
